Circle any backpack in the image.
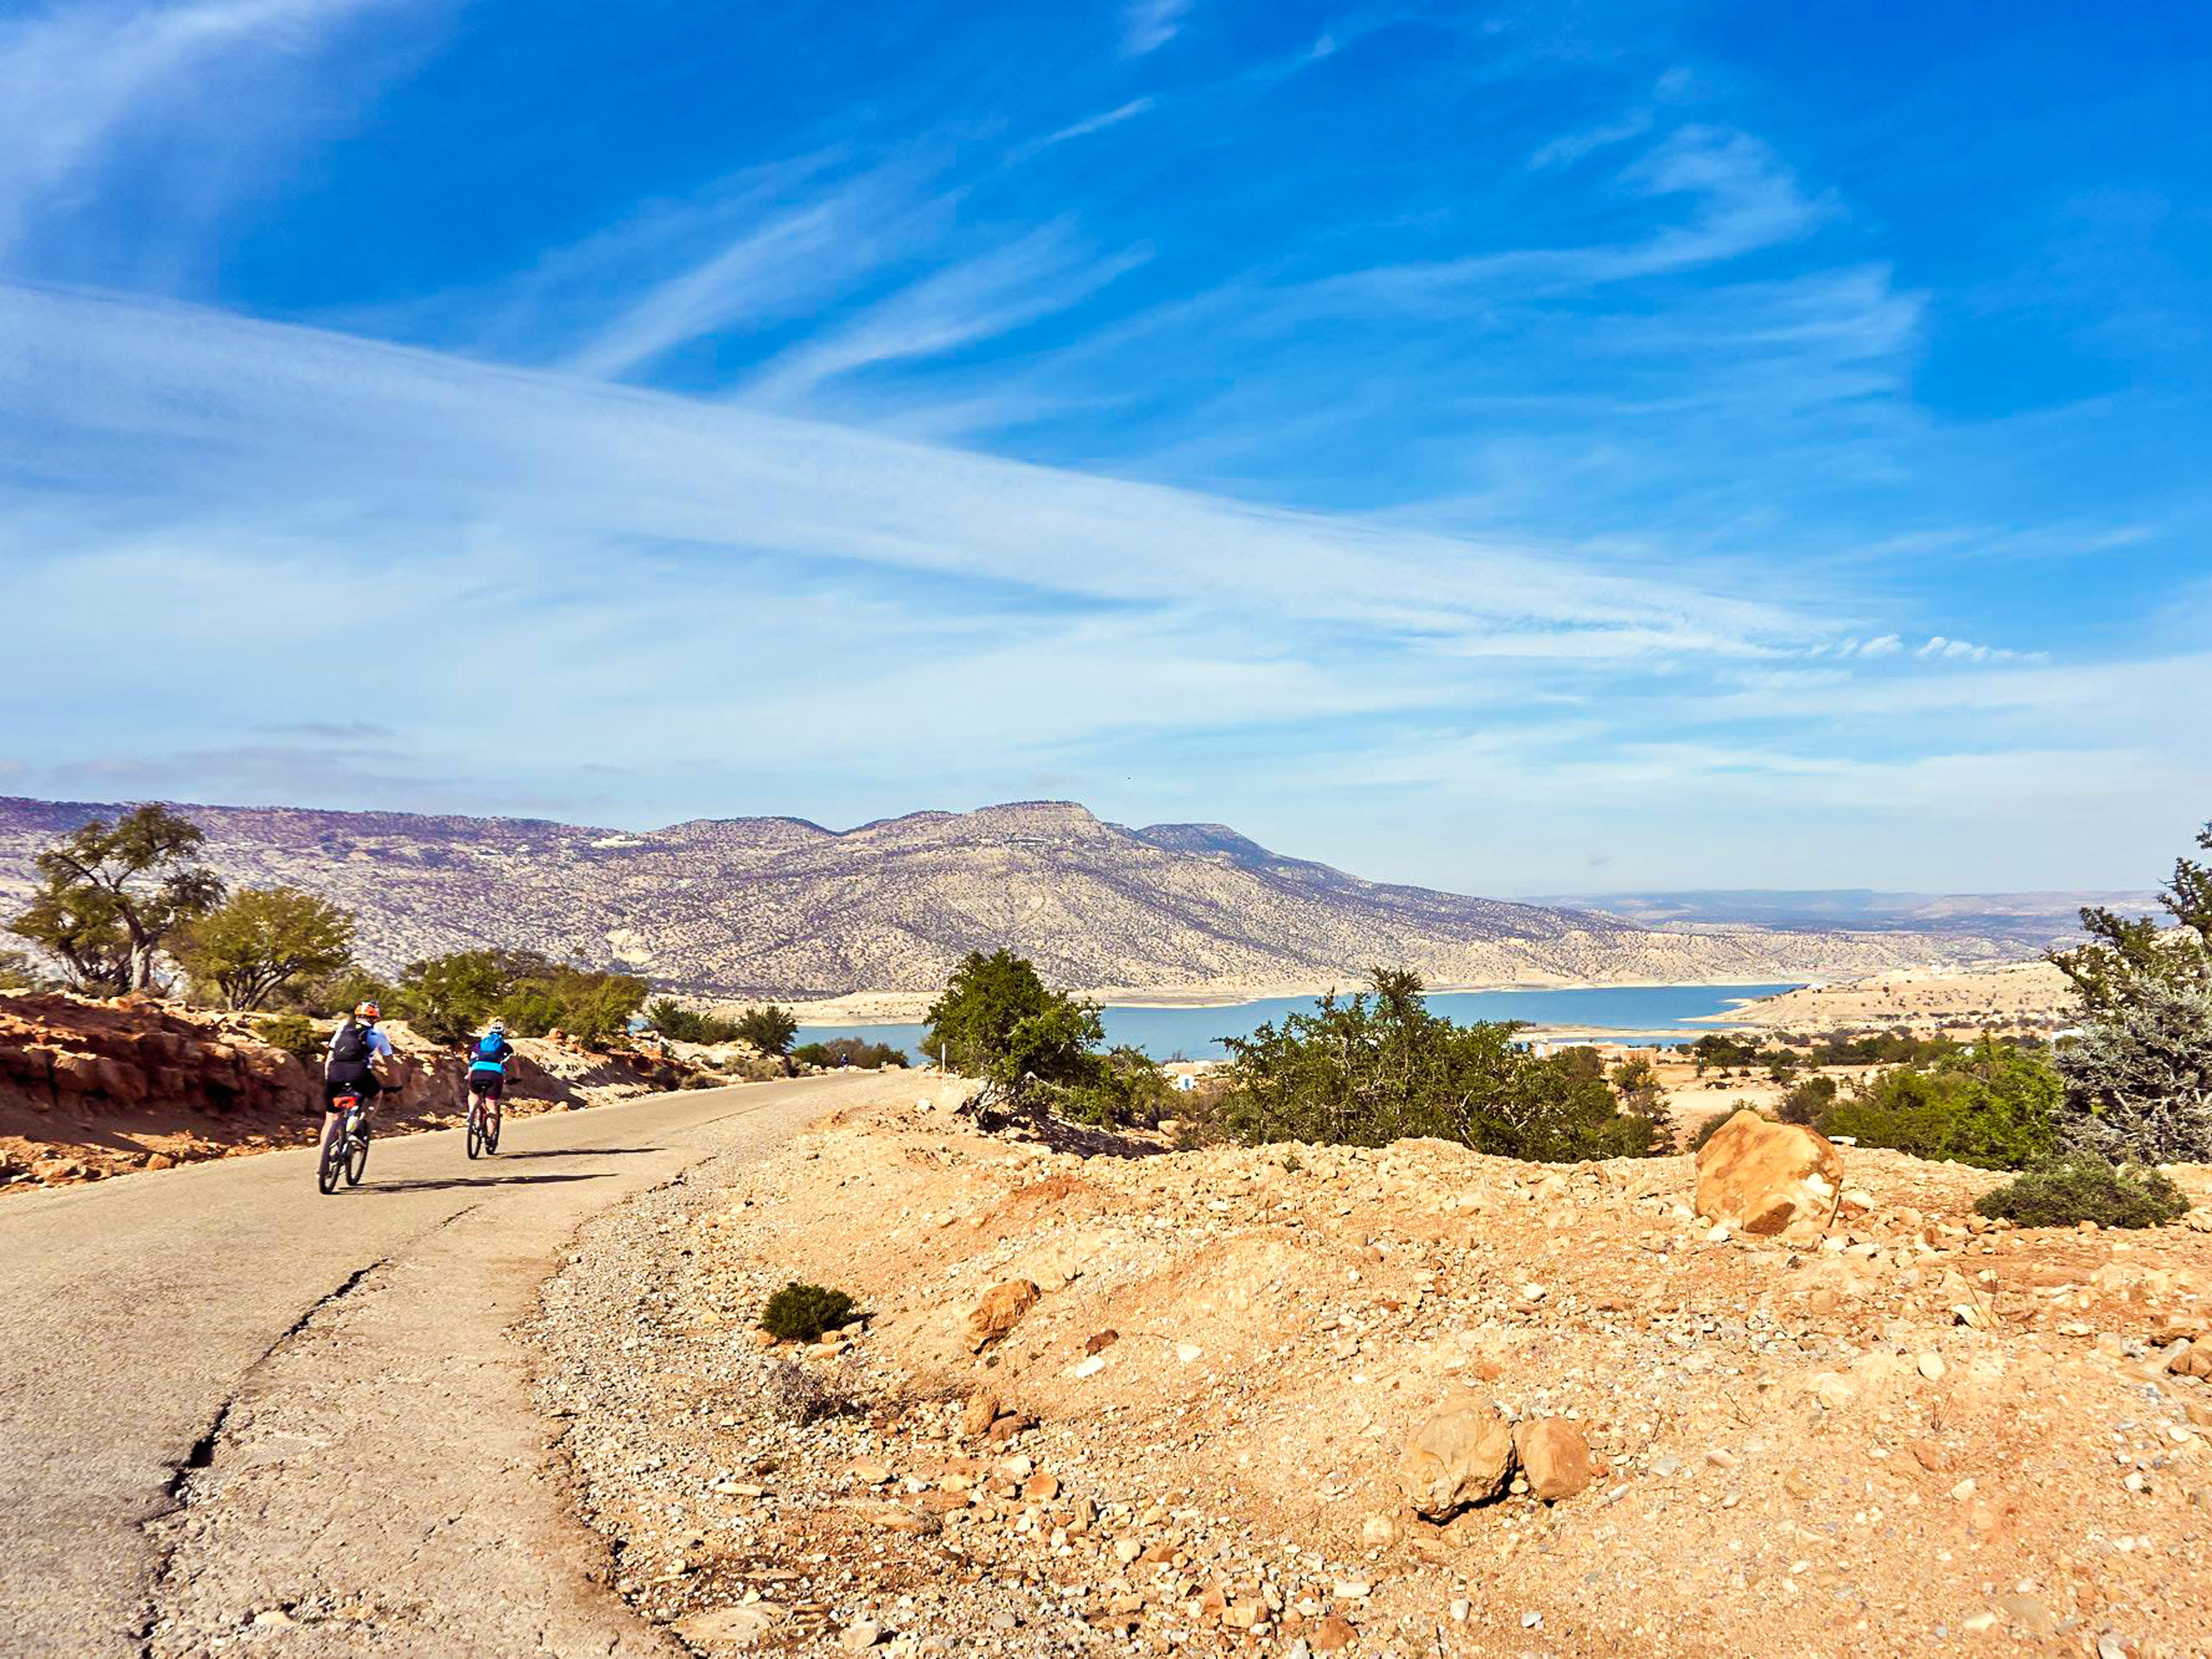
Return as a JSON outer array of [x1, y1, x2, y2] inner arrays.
[[329, 1020, 371, 1067], [477, 1033, 505, 1061]]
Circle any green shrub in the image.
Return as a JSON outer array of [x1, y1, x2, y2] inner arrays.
[[1974, 1156, 2190, 1230], [793, 1037, 909, 1070], [1777, 1075, 1838, 1125], [254, 1012, 323, 1067], [1215, 969, 1662, 1161], [759, 1281, 862, 1343], [1820, 1036, 2060, 1170]]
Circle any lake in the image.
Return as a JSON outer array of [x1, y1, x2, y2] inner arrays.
[[796, 982, 1799, 1063]]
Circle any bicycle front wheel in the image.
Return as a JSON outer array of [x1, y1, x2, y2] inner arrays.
[[467, 1102, 485, 1160], [317, 1120, 345, 1195]]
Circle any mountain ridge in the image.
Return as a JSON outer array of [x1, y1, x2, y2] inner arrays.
[[0, 794, 2024, 999]]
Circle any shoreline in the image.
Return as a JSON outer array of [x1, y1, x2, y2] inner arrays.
[[775, 974, 1815, 1030]]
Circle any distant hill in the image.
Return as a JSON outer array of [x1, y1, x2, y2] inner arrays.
[[0, 796, 2026, 1000], [1525, 887, 2152, 947]]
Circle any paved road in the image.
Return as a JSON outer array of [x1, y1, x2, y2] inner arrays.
[[0, 1071, 897, 1657]]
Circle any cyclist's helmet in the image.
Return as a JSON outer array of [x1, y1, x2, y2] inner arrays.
[[355, 1000, 381, 1020], [488, 1017, 507, 1035]]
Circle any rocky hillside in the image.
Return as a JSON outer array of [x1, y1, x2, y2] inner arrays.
[[0, 796, 2019, 999], [530, 1089, 2212, 1657]]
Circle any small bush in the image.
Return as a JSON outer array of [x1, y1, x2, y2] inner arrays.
[[254, 1012, 323, 1067], [1974, 1156, 2190, 1230], [759, 1357, 861, 1425], [1777, 1075, 1837, 1126], [760, 1281, 861, 1343], [794, 1037, 910, 1070]]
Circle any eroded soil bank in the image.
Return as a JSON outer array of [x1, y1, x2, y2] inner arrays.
[[532, 1094, 2212, 1657]]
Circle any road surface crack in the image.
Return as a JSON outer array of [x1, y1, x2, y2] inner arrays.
[[132, 1203, 484, 1653]]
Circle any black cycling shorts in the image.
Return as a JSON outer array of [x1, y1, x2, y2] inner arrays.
[[323, 1073, 381, 1108], [467, 1071, 505, 1100]]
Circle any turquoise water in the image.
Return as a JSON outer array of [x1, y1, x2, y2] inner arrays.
[[798, 982, 1798, 1063]]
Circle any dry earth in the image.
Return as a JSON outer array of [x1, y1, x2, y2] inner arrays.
[[531, 1098, 2212, 1658], [1727, 963, 2077, 1039]]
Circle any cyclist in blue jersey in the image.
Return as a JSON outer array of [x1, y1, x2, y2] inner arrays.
[[465, 1016, 516, 1141]]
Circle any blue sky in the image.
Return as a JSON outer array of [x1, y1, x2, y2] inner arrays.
[[1, 0, 2207, 893]]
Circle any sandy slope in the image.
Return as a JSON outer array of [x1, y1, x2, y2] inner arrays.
[[534, 1096, 2212, 1657]]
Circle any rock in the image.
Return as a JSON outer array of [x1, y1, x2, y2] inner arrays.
[[1916, 1352, 1946, 1381], [1694, 1111, 1843, 1237], [674, 1605, 783, 1646], [1395, 1390, 1516, 1519], [1514, 1417, 1598, 1502], [1309, 1614, 1358, 1650], [854, 1501, 938, 1535], [984, 1413, 1035, 1444], [1175, 1341, 1204, 1363], [961, 1387, 1002, 1438], [1084, 1328, 1120, 1355], [1022, 1472, 1060, 1502], [840, 1620, 884, 1650], [966, 1280, 1040, 1351]]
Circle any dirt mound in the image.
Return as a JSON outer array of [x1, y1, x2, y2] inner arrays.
[[0, 991, 701, 1192], [535, 1098, 2212, 1656]]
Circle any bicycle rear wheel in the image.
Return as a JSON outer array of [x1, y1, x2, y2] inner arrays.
[[467, 1099, 485, 1160], [484, 1108, 500, 1154], [345, 1113, 370, 1185], [317, 1118, 346, 1195]]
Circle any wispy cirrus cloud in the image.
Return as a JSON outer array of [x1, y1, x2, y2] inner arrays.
[[1123, 0, 1191, 54], [0, 0, 422, 262], [743, 224, 1151, 410]]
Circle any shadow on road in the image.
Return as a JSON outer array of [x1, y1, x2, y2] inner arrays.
[[349, 1172, 617, 1194], [487, 1147, 662, 1160]]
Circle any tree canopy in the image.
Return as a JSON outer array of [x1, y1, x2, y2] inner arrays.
[[2050, 819, 2212, 1163], [7, 805, 224, 992], [1216, 969, 1659, 1161], [923, 948, 1161, 1121], [176, 886, 355, 1011]]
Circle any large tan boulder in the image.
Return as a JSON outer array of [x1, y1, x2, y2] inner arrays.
[[965, 1280, 1041, 1352], [1395, 1390, 1516, 1519], [1514, 1418, 1599, 1502], [1694, 1110, 1843, 1237]]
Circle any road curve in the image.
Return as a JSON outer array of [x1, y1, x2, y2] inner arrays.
[[0, 1071, 899, 1656]]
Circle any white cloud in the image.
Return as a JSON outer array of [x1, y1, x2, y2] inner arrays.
[[1123, 0, 1191, 54], [0, 0, 414, 257], [743, 224, 1150, 408], [0, 281, 1815, 657], [1306, 126, 1831, 315]]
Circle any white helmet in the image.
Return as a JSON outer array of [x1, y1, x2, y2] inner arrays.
[[488, 1017, 507, 1035]]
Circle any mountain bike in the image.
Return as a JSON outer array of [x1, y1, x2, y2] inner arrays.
[[465, 1079, 503, 1160], [318, 1094, 372, 1194]]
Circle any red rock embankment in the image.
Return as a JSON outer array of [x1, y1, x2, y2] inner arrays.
[[0, 990, 702, 1192]]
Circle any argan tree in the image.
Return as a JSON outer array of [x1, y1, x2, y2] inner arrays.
[[177, 886, 355, 1011], [2050, 820, 2212, 1162], [7, 805, 223, 992]]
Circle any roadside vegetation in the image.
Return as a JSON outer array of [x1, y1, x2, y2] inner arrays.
[[1208, 969, 1662, 1161], [792, 1037, 908, 1070], [925, 949, 1171, 1126]]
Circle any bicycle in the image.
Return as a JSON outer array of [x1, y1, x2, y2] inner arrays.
[[317, 1093, 372, 1194], [465, 1084, 501, 1159]]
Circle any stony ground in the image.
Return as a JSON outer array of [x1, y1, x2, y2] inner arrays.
[[529, 1094, 2212, 1658]]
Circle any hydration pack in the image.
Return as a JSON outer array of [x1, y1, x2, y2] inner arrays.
[[329, 1020, 371, 1066], [477, 1033, 505, 1060]]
